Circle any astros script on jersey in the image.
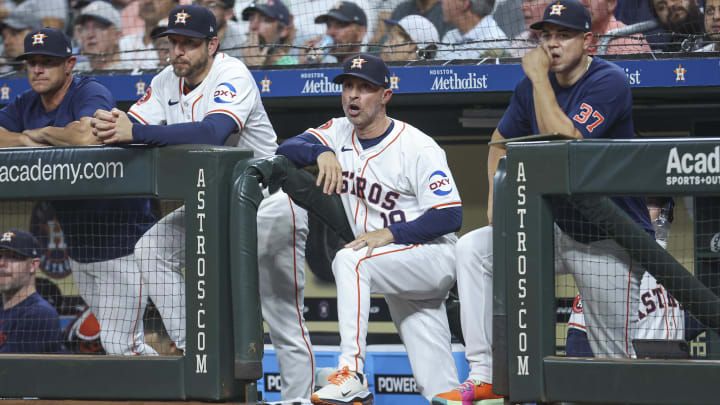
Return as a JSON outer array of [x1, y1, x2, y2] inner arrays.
[[304, 117, 461, 237]]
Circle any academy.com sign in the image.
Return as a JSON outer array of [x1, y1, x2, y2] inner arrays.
[[665, 146, 720, 186], [0, 158, 124, 185]]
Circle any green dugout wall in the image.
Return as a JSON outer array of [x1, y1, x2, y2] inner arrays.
[[0, 145, 261, 402], [494, 139, 720, 404]]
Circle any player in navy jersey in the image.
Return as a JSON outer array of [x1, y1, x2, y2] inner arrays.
[[0, 229, 62, 354], [0, 28, 157, 355], [433, 1, 651, 403]]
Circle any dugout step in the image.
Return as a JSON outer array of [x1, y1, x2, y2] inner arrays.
[[257, 344, 469, 405]]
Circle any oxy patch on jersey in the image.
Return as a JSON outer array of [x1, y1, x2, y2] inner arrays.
[[429, 170, 452, 196], [213, 82, 237, 103]]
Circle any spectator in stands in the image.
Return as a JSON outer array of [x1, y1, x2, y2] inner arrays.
[[0, 229, 62, 354], [649, 0, 703, 51], [241, 0, 298, 65], [0, 0, 15, 21], [507, 0, 548, 57], [198, 0, 246, 58], [697, 0, 719, 51], [436, 0, 510, 59], [369, 0, 408, 46], [0, 1, 42, 73], [301, 1, 368, 63], [35, 0, 69, 30], [390, 0, 453, 38], [381, 14, 439, 60], [150, 19, 171, 66], [118, 0, 178, 69], [0, 27, 158, 356], [76, 1, 133, 70], [581, 0, 651, 53]]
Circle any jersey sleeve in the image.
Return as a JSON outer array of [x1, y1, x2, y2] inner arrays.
[[567, 70, 631, 139], [73, 80, 116, 119], [127, 73, 167, 125], [203, 64, 260, 129], [411, 145, 462, 212], [303, 118, 341, 151], [497, 79, 533, 139]]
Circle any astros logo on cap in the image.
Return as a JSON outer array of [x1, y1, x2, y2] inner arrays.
[[32, 32, 47, 46], [549, 1, 567, 16], [175, 9, 191, 25], [332, 2, 344, 10], [1, 232, 15, 242], [350, 56, 367, 69]]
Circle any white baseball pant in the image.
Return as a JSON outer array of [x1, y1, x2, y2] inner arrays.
[[134, 190, 314, 400], [71, 255, 157, 355], [331, 240, 459, 401]]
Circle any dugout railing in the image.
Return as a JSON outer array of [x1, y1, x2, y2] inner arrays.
[[0, 145, 263, 402], [493, 138, 720, 404]]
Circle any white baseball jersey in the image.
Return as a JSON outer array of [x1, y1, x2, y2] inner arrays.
[[568, 272, 685, 341], [128, 52, 277, 158], [305, 117, 462, 237]]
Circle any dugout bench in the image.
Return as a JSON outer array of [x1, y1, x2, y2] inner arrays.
[[0, 145, 264, 403], [493, 138, 720, 404]]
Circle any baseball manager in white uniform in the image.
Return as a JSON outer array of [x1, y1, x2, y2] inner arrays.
[[278, 53, 462, 405], [90, 5, 315, 401]]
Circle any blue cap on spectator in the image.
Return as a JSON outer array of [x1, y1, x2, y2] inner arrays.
[[0, 229, 41, 258], [156, 4, 217, 39], [315, 2, 367, 27], [530, 0, 591, 32], [17, 28, 73, 60], [242, 0, 291, 26], [333, 53, 390, 88]]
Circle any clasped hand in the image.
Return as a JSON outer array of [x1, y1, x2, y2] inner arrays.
[[91, 108, 134, 144]]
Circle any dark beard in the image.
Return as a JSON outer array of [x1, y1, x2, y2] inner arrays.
[[663, 1, 703, 35]]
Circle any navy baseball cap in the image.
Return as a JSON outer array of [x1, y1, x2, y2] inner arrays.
[[315, 2, 367, 27], [156, 4, 217, 39], [0, 229, 41, 259], [333, 53, 390, 88], [242, 0, 291, 26], [17, 28, 73, 60], [530, 0, 591, 32]]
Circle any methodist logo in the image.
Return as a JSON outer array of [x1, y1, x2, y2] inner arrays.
[[429, 68, 488, 91], [300, 73, 342, 94], [429, 170, 452, 196]]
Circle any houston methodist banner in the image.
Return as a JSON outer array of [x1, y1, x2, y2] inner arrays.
[[0, 58, 717, 102]]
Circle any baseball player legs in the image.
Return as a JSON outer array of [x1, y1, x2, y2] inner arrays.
[[135, 192, 313, 398], [455, 227, 494, 386], [555, 227, 644, 358], [135, 206, 187, 351], [332, 241, 459, 401], [72, 255, 158, 355], [257, 191, 314, 399], [432, 227, 499, 405]]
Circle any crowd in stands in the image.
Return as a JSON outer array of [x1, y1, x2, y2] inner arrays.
[[0, 0, 716, 70]]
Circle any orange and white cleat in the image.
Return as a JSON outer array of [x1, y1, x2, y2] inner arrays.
[[431, 378, 502, 405], [310, 366, 373, 405]]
